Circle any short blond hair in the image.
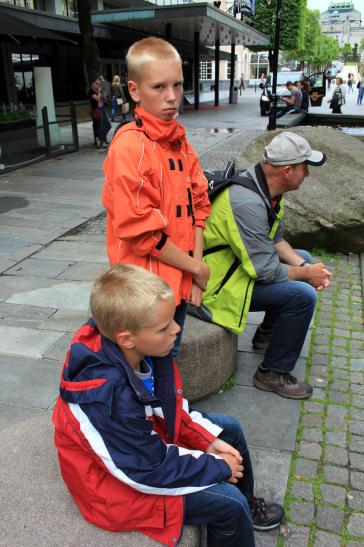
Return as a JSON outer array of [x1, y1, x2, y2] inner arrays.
[[90, 264, 174, 341], [126, 37, 181, 81]]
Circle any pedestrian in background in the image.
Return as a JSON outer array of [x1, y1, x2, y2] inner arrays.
[[347, 73, 354, 93], [296, 81, 309, 112], [329, 77, 345, 114], [111, 75, 126, 122], [357, 76, 364, 105], [239, 73, 245, 95], [88, 78, 111, 149]]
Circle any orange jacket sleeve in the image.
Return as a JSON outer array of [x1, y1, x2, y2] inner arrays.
[[186, 142, 211, 229], [103, 134, 169, 257]]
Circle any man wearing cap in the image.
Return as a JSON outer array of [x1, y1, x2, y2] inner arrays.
[[200, 132, 332, 400]]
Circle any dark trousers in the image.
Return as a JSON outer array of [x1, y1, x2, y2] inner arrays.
[[185, 413, 255, 547]]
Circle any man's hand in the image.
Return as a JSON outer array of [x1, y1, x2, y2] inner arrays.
[[193, 262, 210, 290], [189, 282, 203, 307], [306, 263, 332, 290]]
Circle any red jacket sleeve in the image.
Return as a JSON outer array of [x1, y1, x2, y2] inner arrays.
[[177, 398, 221, 452]]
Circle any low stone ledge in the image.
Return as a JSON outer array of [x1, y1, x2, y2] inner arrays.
[[178, 314, 238, 402], [0, 413, 200, 546]]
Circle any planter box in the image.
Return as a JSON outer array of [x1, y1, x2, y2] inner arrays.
[[0, 118, 35, 133]]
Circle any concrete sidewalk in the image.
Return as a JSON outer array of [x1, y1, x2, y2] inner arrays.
[[0, 102, 363, 546]]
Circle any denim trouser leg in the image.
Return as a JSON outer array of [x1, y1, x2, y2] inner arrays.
[[111, 96, 117, 119], [172, 300, 188, 358], [250, 280, 316, 373], [184, 413, 255, 547], [259, 249, 312, 331]]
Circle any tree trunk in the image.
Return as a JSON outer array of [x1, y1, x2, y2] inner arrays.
[[77, 0, 101, 85]]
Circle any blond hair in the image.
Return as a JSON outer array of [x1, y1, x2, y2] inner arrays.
[[126, 37, 181, 81], [90, 264, 174, 341], [112, 75, 120, 85]]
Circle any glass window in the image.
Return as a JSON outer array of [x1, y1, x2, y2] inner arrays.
[[200, 61, 212, 80], [12, 53, 40, 104]]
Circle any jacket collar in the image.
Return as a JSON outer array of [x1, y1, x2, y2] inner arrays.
[[134, 106, 186, 147]]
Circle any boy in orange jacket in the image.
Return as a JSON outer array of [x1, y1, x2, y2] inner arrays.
[[102, 37, 211, 354]]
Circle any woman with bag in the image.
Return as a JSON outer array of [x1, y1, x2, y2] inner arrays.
[[89, 79, 111, 148], [329, 77, 346, 114], [111, 75, 127, 122]]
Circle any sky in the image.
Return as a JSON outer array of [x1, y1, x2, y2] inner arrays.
[[307, 0, 364, 16]]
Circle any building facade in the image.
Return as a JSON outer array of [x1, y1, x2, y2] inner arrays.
[[320, 1, 364, 47]]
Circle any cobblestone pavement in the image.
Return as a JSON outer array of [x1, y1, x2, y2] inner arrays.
[[278, 253, 364, 546]]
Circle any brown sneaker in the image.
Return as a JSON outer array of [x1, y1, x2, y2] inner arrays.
[[253, 367, 313, 400]]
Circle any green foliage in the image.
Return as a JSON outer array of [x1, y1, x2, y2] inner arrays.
[[341, 42, 352, 63], [285, 9, 340, 69], [360, 37, 364, 52], [0, 111, 31, 123], [352, 43, 359, 62], [251, 0, 306, 52]]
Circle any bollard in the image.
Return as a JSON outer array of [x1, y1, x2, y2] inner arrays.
[[70, 101, 79, 151], [41, 106, 52, 158]]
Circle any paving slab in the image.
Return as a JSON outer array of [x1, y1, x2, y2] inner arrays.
[[35, 240, 108, 263], [38, 308, 88, 333], [0, 302, 54, 328], [0, 233, 35, 253], [0, 355, 61, 408], [0, 325, 62, 358], [6, 281, 92, 311], [196, 385, 300, 452], [43, 332, 74, 361], [4, 258, 75, 278], [56, 260, 107, 281], [236, 353, 306, 387]]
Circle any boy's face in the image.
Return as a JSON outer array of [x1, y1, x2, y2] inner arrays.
[[128, 61, 184, 121], [120, 300, 180, 364]]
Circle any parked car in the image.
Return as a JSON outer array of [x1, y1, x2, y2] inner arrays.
[[259, 71, 326, 116]]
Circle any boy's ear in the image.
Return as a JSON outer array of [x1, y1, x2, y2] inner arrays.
[[128, 80, 140, 103], [115, 330, 136, 350]]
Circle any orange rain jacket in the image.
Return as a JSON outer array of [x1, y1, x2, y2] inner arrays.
[[102, 107, 211, 304]]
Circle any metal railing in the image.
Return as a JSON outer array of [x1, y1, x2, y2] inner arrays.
[[0, 102, 79, 173]]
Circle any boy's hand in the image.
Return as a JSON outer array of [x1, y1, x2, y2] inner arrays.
[[207, 438, 242, 462], [189, 282, 202, 307], [193, 262, 210, 290], [219, 453, 244, 484]]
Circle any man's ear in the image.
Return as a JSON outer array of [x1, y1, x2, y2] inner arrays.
[[115, 330, 136, 350], [128, 80, 140, 103], [282, 165, 293, 177]]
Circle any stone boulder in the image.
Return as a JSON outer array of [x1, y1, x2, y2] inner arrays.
[[236, 127, 364, 252]]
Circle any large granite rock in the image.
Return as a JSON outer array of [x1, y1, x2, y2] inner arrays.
[[236, 127, 364, 252]]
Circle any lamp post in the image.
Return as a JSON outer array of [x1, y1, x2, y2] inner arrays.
[[268, 0, 282, 131]]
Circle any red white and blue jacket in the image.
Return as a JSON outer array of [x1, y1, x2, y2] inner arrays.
[[53, 319, 231, 546]]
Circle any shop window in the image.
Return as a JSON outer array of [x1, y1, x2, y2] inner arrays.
[[62, 0, 78, 17], [12, 53, 40, 104], [200, 61, 212, 80]]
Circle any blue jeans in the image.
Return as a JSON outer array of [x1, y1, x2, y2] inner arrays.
[[250, 250, 316, 373], [98, 109, 111, 143], [184, 413, 255, 547], [172, 300, 188, 357], [111, 96, 127, 120], [358, 87, 364, 104]]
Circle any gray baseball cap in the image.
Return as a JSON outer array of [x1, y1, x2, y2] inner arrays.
[[263, 132, 326, 166]]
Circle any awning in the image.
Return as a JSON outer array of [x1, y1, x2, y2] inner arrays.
[[92, 2, 269, 47], [0, 10, 77, 44]]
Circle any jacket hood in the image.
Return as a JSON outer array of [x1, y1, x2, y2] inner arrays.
[[134, 106, 186, 147]]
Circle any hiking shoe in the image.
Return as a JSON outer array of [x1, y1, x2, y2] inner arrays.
[[249, 497, 284, 531], [252, 325, 272, 350], [253, 367, 313, 400]]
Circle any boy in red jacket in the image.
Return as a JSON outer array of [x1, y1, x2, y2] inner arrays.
[[53, 265, 284, 547], [102, 37, 211, 355]]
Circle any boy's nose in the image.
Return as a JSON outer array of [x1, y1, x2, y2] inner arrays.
[[171, 320, 181, 335], [166, 87, 177, 102]]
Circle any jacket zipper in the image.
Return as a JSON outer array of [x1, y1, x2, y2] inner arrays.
[[213, 258, 239, 297], [238, 277, 254, 327]]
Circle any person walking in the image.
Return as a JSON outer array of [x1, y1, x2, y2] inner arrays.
[[88, 78, 111, 148], [357, 76, 364, 105], [329, 77, 346, 113], [239, 73, 245, 95], [111, 75, 127, 122], [347, 73, 354, 93]]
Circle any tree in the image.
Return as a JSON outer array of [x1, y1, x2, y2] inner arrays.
[[360, 38, 364, 52], [341, 42, 352, 63], [249, 0, 306, 70], [352, 43, 359, 62], [285, 9, 321, 72], [77, 0, 101, 85]]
